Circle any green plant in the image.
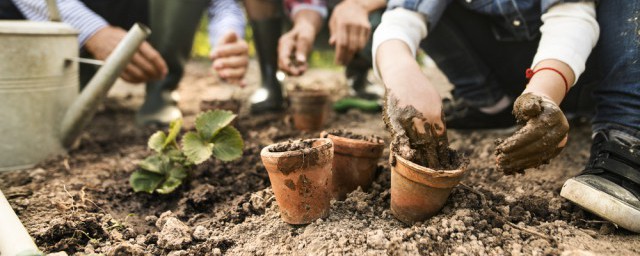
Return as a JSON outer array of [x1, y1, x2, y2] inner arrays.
[[129, 110, 243, 194]]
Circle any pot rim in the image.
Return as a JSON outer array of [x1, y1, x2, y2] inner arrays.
[[392, 153, 466, 188], [261, 138, 333, 160], [321, 131, 384, 158]]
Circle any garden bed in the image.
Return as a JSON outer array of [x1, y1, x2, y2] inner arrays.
[[0, 62, 638, 255]]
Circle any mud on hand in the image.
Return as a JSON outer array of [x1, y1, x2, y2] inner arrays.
[[495, 93, 569, 175], [383, 92, 451, 169]]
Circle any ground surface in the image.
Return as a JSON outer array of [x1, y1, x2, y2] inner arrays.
[[1, 62, 639, 256]]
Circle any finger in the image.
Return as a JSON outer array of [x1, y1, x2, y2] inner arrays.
[[218, 67, 246, 80], [513, 93, 543, 122], [498, 146, 563, 172], [123, 64, 147, 83], [217, 31, 238, 46], [131, 52, 160, 78], [496, 124, 547, 154], [335, 29, 349, 65], [212, 42, 249, 58], [138, 42, 168, 77], [213, 55, 249, 69], [498, 134, 566, 163], [295, 35, 311, 64], [278, 35, 296, 74]]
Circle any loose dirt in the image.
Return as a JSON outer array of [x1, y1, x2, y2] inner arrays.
[[322, 129, 383, 144], [267, 140, 314, 153], [0, 62, 638, 255], [383, 92, 460, 170]]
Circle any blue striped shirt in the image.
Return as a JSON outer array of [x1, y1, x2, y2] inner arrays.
[[11, 0, 245, 47]]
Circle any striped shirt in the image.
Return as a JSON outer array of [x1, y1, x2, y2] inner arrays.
[[11, 0, 245, 47]]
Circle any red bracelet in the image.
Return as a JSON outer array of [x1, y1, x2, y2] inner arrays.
[[525, 67, 569, 96]]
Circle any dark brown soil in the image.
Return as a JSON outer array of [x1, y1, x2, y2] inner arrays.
[[0, 62, 638, 255], [323, 129, 384, 144], [268, 139, 314, 153]]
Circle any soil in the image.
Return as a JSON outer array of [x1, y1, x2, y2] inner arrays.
[[1, 62, 639, 255], [383, 92, 460, 170], [322, 129, 384, 144], [267, 140, 314, 153]]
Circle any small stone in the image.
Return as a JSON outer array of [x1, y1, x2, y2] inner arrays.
[[192, 225, 210, 241], [155, 211, 175, 228], [212, 248, 222, 256], [366, 230, 389, 249], [145, 215, 158, 226], [157, 217, 192, 250]]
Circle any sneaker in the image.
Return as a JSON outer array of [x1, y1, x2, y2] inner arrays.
[[560, 130, 640, 233], [443, 98, 516, 129]]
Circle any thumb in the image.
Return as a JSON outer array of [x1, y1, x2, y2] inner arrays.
[[295, 37, 309, 63], [217, 31, 238, 46], [514, 93, 543, 122]]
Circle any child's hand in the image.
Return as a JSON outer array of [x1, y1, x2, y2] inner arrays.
[[210, 31, 249, 86], [278, 10, 323, 76], [495, 93, 569, 174]]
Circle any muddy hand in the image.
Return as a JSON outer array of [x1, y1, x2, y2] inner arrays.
[[384, 92, 450, 169], [496, 93, 569, 174]]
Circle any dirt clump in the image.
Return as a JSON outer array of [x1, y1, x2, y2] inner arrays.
[[157, 217, 192, 250], [268, 139, 314, 152], [383, 92, 462, 169], [322, 129, 384, 143]]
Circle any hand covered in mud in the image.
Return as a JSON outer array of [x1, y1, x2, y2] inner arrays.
[[384, 91, 451, 169], [496, 93, 569, 174]]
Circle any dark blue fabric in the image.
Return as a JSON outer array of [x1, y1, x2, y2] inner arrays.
[[0, 0, 25, 19]]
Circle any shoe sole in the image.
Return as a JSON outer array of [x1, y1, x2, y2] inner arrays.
[[561, 179, 640, 233]]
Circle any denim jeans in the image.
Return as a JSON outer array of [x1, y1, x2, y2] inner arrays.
[[423, 0, 640, 137]]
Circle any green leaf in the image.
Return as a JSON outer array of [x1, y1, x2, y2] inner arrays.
[[148, 131, 167, 153], [164, 119, 183, 148], [138, 154, 167, 174], [182, 132, 214, 164], [195, 110, 236, 141], [212, 126, 244, 162], [165, 148, 186, 163], [155, 177, 183, 194], [130, 170, 164, 193]]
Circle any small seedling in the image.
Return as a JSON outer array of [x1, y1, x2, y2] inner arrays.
[[129, 110, 244, 194]]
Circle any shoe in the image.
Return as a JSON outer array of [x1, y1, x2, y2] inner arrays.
[[137, 90, 182, 126], [249, 18, 285, 114], [443, 97, 516, 129], [560, 130, 640, 233], [346, 61, 383, 100]]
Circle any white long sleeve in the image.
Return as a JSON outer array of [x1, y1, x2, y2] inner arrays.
[[531, 2, 599, 85]]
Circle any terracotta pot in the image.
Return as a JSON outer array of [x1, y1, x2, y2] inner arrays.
[[390, 153, 466, 224], [260, 138, 334, 224], [289, 90, 330, 131], [321, 131, 384, 200]]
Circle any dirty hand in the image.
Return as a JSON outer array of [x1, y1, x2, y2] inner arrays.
[[496, 93, 569, 174], [383, 79, 450, 169], [329, 0, 371, 65], [210, 31, 249, 86], [278, 10, 322, 76], [84, 26, 168, 83]]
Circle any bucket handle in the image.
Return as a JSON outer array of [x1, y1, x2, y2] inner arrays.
[[46, 0, 61, 22]]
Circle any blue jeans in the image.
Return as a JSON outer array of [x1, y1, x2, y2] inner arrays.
[[423, 0, 640, 136]]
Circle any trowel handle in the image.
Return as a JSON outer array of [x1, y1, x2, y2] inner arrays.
[[0, 190, 41, 256], [46, 0, 61, 22]]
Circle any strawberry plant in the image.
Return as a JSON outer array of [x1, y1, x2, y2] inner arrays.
[[129, 110, 243, 194]]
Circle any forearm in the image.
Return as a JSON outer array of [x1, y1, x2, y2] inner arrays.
[[377, 40, 419, 87], [292, 9, 323, 36]]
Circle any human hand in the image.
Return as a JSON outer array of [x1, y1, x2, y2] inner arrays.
[[278, 10, 322, 76], [85, 26, 167, 83], [211, 31, 249, 86], [495, 92, 569, 174], [329, 0, 371, 65], [378, 41, 449, 168]]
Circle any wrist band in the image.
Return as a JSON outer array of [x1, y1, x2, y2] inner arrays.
[[525, 67, 569, 96]]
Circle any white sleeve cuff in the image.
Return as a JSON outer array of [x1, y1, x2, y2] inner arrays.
[[531, 2, 599, 85], [372, 8, 428, 79], [290, 4, 328, 19]]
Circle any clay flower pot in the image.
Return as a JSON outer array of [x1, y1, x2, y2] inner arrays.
[[260, 138, 334, 224], [289, 90, 330, 131], [390, 153, 466, 224], [321, 130, 385, 200]]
